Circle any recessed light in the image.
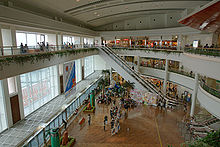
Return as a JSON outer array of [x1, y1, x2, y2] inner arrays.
[[76, 0, 80, 2], [94, 12, 97, 15]]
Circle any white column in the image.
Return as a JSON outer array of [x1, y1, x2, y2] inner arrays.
[[110, 67, 112, 83], [137, 56, 140, 72], [177, 35, 181, 50], [163, 59, 169, 93], [16, 76, 24, 120], [144, 37, 147, 46], [81, 58, 84, 80], [56, 64, 61, 95], [0, 28, 3, 55], [129, 37, 132, 48], [2, 79, 13, 127], [190, 73, 199, 117], [115, 37, 117, 46], [80, 37, 84, 48], [11, 27, 17, 47], [55, 34, 59, 50]]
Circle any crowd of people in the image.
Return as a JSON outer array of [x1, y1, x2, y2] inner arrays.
[[20, 42, 50, 53]]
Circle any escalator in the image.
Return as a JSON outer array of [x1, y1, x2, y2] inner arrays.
[[98, 46, 179, 107]]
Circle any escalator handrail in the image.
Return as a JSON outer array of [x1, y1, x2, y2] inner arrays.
[[99, 46, 177, 104]]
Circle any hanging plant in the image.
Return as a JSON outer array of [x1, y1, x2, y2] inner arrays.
[[0, 48, 98, 68]]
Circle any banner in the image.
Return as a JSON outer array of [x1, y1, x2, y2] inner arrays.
[[130, 89, 158, 106], [64, 61, 76, 97]]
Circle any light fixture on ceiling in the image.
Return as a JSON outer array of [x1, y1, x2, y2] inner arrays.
[[94, 12, 97, 15], [76, 0, 80, 2]]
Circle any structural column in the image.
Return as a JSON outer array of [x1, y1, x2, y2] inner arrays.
[[163, 59, 169, 93], [0, 28, 3, 55], [81, 58, 84, 80], [137, 56, 140, 72], [56, 64, 61, 95], [16, 76, 24, 120], [2, 79, 13, 127], [10, 27, 17, 47], [190, 73, 199, 117], [80, 37, 84, 48], [109, 67, 112, 83]]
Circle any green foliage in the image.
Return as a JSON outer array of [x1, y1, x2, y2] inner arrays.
[[187, 129, 220, 147], [0, 48, 97, 67], [184, 48, 220, 57], [112, 47, 183, 55]]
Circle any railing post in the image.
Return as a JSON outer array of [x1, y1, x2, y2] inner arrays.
[[11, 47, 13, 55], [1, 47, 3, 56]]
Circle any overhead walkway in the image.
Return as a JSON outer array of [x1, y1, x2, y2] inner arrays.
[[98, 46, 178, 107]]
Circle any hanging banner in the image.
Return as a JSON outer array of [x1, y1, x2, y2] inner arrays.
[[63, 61, 76, 97]]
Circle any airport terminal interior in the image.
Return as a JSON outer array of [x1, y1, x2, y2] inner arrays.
[[0, 0, 220, 147]]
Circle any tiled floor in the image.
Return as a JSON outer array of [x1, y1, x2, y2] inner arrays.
[[67, 97, 186, 147], [0, 71, 101, 147]]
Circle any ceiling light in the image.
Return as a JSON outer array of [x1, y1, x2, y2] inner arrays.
[[94, 12, 97, 15], [76, 0, 80, 2]]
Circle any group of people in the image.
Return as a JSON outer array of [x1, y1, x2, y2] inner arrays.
[[203, 44, 216, 48], [20, 42, 50, 54], [110, 104, 121, 136], [20, 43, 29, 53]]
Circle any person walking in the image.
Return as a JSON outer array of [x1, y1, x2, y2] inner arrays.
[[88, 114, 91, 125], [104, 119, 106, 131]]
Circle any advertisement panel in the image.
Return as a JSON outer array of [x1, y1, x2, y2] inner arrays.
[[63, 61, 76, 97]]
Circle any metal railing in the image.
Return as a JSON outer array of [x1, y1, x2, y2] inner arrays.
[[184, 47, 220, 57], [99, 46, 179, 106], [200, 80, 220, 99], [0, 44, 95, 57], [21, 75, 102, 147], [109, 45, 177, 50]]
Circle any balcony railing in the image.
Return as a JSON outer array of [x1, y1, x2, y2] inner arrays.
[[200, 80, 220, 99], [184, 47, 220, 57], [20, 75, 102, 147], [0, 44, 95, 57]]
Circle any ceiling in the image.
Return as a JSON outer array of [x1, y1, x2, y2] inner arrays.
[[3, 0, 212, 30]]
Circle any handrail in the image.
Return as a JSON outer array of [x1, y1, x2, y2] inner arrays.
[[99, 46, 178, 105], [0, 44, 95, 57], [200, 80, 220, 99], [21, 75, 102, 147]]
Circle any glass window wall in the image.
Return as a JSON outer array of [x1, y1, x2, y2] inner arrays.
[[84, 56, 94, 78], [21, 65, 59, 116]]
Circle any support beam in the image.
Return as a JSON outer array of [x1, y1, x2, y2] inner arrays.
[[163, 59, 169, 93], [2, 79, 13, 127], [16, 76, 24, 120], [190, 73, 199, 117], [137, 56, 140, 72], [80, 37, 84, 48]]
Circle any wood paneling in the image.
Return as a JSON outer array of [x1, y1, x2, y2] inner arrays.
[[10, 95, 21, 124], [60, 75, 64, 93]]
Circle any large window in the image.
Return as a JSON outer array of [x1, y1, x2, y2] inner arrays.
[[7, 77, 17, 95], [84, 56, 94, 78], [21, 66, 59, 116], [16, 31, 47, 47], [0, 80, 7, 133], [75, 59, 82, 83]]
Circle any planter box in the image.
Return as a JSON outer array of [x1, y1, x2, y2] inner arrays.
[[83, 106, 96, 113], [60, 136, 76, 147]]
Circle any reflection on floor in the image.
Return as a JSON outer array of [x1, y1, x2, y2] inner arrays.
[[67, 98, 186, 147]]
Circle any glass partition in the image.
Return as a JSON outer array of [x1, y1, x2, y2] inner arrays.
[[21, 65, 59, 116]]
